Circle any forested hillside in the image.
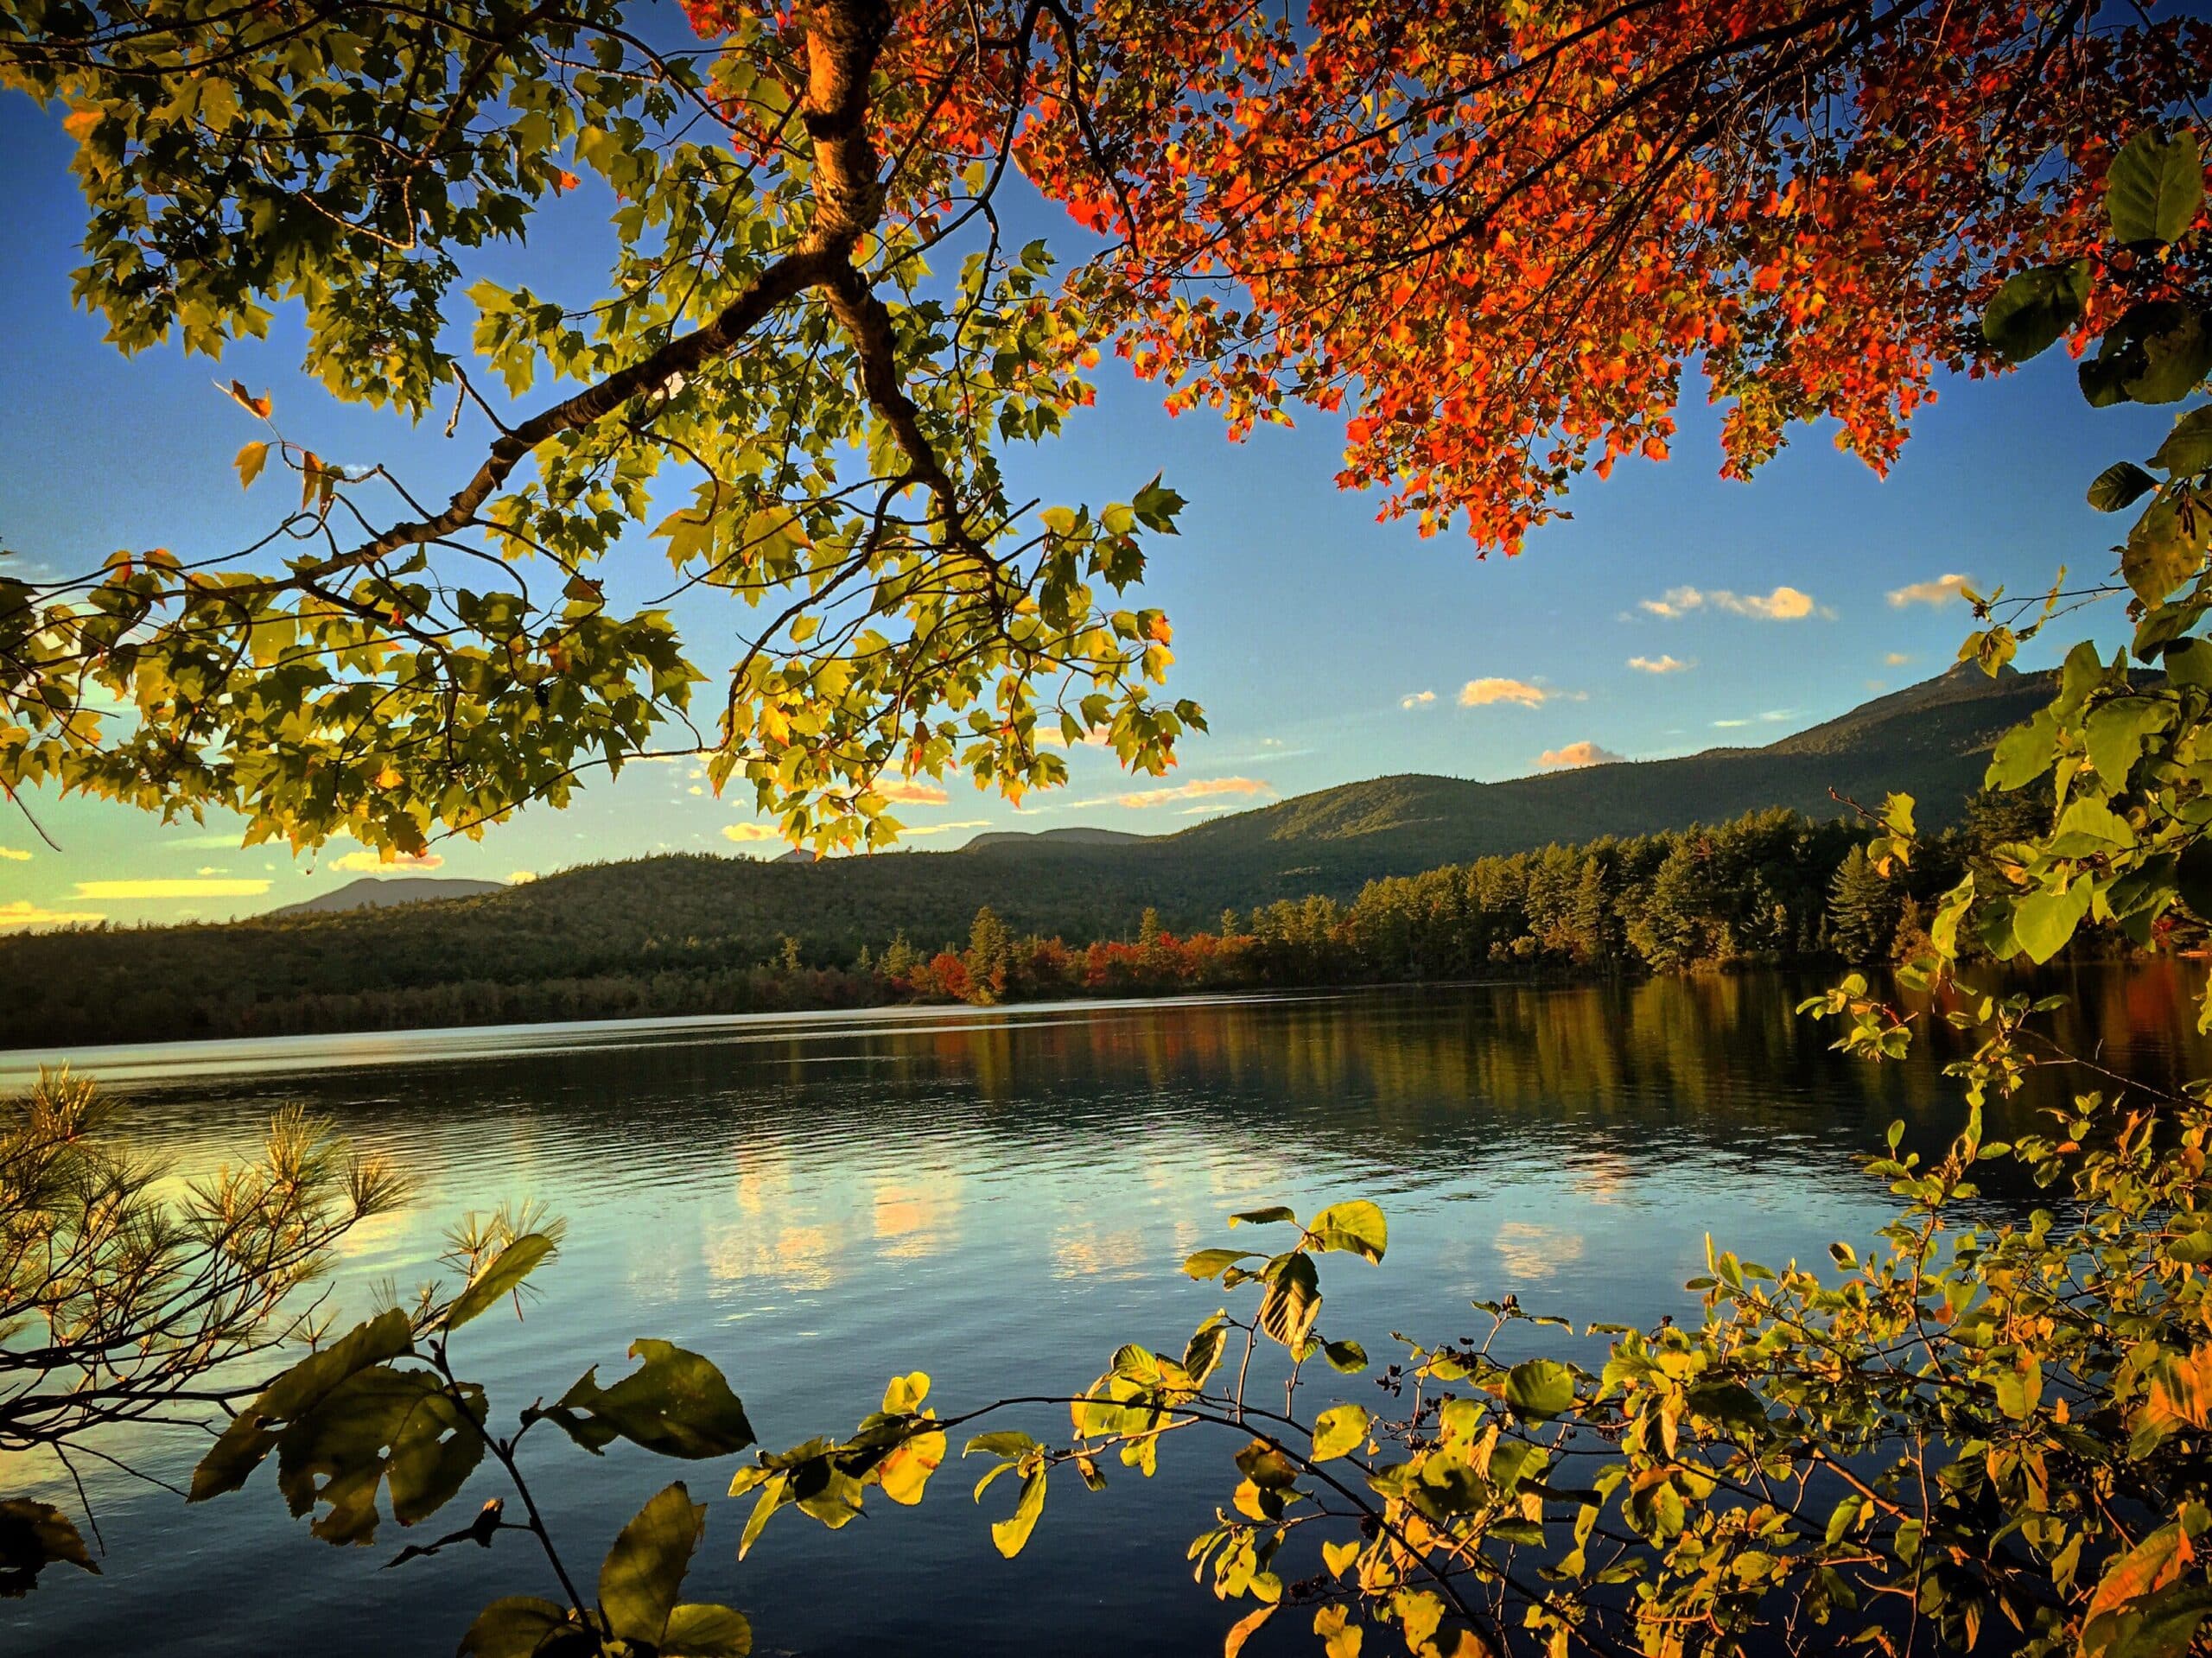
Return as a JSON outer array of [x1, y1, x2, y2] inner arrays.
[[0, 670, 2068, 1048]]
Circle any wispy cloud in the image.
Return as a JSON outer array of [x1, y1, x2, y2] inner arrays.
[[1627, 654, 1690, 674], [1038, 726, 1111, 748], [878, 778, 951, 805], [331, 850, 444, 873], [1113, 777, 1274, 810], [1538, 740, 1627, 770], [0, 846, 29, 861], [722, 823, 783, 844], [74, 878, 271, 899], [1459, 677, 1549, 708], [1713, 718, 1752, 728], [1885, 651, 1914, 665], [0, 899, 104, 929], [507, 870, 537, 884], [1887, 573, 1971, 608], [901, 819, 992, 837], [1640, 585, 1821, 620], [1400, 690, 1437, 709]]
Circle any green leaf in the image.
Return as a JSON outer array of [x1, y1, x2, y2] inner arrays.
[[1182, 1248, 1256, 1280], [1310, 1403, 1369, 1461], [1229, 1206, 1297, 1228], [0, 1500, 99, 1597], [1306, 1200, 1388, 1264], [1986, 708, 2059, 791], [2154, 408, 2212, 478], [990, 1467, 1046, 1558], [1256, 1252, 1322, 1350], [2108, 128, 2204, 245], [600, 1483, 706, 1648], [537, 1340, 754, 1459], [1321, 1338, 1370, 1374], [442, 1232, 558, 1332], [2126, 492, 2209, 606], [190, 1307, 414, 1502], [963, 1431, 1039, 1458], [664, 1604, 753, 1658], [1504, 1358, 1576, 1420], [1234, 1439, 1301, 1490], [1982, 260, 2090, 361], [2012, 880, 2095, 964], [2091, 461, 2159, 511], [2085, 697, 2170, 788], [456, 1597, 583, 1658], [2177, 839, 2212, 922]]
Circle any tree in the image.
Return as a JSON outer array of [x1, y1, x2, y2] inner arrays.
[[3, 2, 2207, 856], [1826, 842, 1900, 962], [2, 1069, 402, 1593]]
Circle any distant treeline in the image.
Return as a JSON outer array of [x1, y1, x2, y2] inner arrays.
[[1, 797, 2102, 1049]]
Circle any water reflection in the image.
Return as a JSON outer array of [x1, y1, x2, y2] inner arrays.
[[3, 964, 2202, 1658]]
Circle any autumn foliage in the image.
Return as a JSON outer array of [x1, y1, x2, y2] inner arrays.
[[690, 1, 2212, 549]]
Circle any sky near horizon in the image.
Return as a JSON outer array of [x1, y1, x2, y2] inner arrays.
[[0, 92, 2180, 931]]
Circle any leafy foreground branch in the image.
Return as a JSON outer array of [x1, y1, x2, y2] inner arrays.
[[180, 1051, 2212, 1658], [0, 1067, 402, 1597]]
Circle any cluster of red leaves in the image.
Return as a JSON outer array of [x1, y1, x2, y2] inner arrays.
[[685, 1, 2212, 552]]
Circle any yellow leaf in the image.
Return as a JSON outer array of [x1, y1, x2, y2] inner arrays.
[[235, 441, 270, 491], [1223, 1604, 1275, 1658], [1314, 1605, 1363, 1658], [300, 452, 322, 512], [1321, 1539, 1361, 1579], [876, 1428, 944, 1506]]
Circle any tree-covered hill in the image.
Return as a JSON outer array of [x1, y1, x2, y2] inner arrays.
[[0, 667, 2051, 1049]]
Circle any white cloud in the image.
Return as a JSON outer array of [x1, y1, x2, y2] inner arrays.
[[1459, 677, 1549, 708], [1400, 690, 1437, 709], [1887, 573, 1971, 608], [1627, 655, 1689, 675], [0, 899, 104, 929], [507, 870, 537, 885], [1537, 741, 1627, 770], [1712, 718, 1752, 728], [1885, 651, 1914, 665], [74, 878, 271, 899], [1037, 726, 1111, 748], [723, 823, 782, 844], [1640, 585, 1820, 620], [687, 785, 704, 797], [0, 846, 29, 861], [330, 850, 444, 873], [878, 779, 951, 805], [900, 819, 993, 837], [1114, 776, 1274, 810]]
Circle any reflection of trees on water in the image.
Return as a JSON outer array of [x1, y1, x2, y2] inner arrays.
[[93, 968, 2208, 1239]]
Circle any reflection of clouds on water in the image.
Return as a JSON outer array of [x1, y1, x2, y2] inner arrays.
[[703, 1222, 838, 1291], [1052, 1224, 1146, 1281], [1493, 1220, 1586, 1281], [1572, 1153, 1633, 1205], [874, 1177, 957, 1261]]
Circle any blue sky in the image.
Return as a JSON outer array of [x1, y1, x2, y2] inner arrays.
[[0, 90, 2176, 929]]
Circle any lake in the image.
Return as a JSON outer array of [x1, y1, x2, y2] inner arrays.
[[3, 966, 2204, 1657]]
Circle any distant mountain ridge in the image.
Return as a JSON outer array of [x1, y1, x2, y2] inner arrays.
[[0, 665, 2054, 1050], [270, 876, 505, 917]]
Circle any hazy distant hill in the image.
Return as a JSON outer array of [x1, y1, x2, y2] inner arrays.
[[270, 876, 505, 917], [0, 666, 2051, 1048], [963, 826, 1151, 850]]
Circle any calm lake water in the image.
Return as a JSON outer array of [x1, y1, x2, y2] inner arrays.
[[3, 967, 2205, 1657]]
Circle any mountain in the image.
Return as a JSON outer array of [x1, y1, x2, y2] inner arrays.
[[0, 666, 2050, 1049], [269, 877, 505, 917], [963, 826, 1152, 850]]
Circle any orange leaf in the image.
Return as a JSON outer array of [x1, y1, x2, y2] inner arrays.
[[227, 380, 274, 419]]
